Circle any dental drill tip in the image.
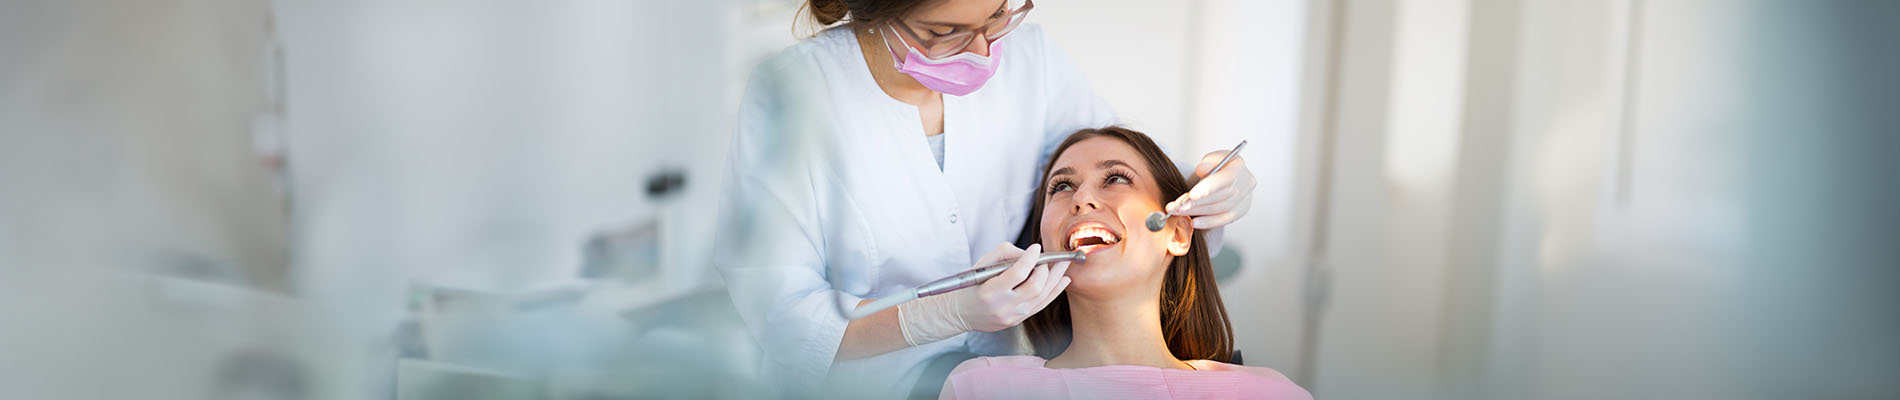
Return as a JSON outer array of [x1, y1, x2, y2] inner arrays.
[[1145, 211, 1167, 231]]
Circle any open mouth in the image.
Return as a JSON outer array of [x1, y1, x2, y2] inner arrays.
[[1066, 223, 1123, 255]]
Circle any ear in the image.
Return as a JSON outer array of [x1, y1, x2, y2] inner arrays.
[[1165, 215, 1193, 256]]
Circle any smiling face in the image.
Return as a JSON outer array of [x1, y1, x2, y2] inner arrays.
[[1037, 137, 1194, 297], [1020, 127, 1234, 363]]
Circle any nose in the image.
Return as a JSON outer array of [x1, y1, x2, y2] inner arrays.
[[1070, 188, 1102, 214], [964, 33, 991, 57]]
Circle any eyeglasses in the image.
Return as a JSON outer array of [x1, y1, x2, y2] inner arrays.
[[882, 0, 1034, 61]]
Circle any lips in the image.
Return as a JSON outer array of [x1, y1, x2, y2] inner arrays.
[[1066, 221, 1123, 255]]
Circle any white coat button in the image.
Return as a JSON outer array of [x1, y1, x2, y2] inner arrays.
[[949, 213, 958, 224]]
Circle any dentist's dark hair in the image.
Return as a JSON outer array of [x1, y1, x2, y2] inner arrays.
[[1015, 126, 1236, 363], [803, 0, 932, 26]]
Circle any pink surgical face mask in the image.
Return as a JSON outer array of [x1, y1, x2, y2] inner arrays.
[[884, 25, 1002, 96]]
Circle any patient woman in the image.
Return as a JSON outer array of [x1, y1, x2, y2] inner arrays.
[[940, 127, 1310, 399]]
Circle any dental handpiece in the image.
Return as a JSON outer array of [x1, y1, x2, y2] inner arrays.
[[844, 251, 1085, 320], [915, 250, 1086, 297]]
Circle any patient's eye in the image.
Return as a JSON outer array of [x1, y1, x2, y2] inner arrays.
[[1048, 178, 1075, 193], [1104, 173, 1132, 186]]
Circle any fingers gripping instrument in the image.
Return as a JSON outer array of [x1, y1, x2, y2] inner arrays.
[[843, 251, 1085, 321], [1146, 140, 1249, 232]]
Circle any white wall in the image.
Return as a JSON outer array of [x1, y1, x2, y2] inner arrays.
[[1298, 0, 1895, 399], [273, 0, 742, 305], [0, 1, 321, 398], [0, 0, 287, 290], [272, 4, 747, 394]]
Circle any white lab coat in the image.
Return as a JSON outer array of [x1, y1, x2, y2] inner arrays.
[[714, 24, 1116, 395]]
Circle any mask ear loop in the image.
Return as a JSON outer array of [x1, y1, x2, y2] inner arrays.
[[877, 23, 912, 69]]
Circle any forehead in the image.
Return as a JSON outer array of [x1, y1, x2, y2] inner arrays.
[[1050, 136, 1150, 174]]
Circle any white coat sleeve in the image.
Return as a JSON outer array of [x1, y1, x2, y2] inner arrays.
[[714, 61, 863, 393]]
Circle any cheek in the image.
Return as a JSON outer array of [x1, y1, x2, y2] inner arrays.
[[1107, 189, 1163, 212], [1110, 198, 1173, 253], [1038, 200, 1065, 244], [1107, 195, 1163, 230]]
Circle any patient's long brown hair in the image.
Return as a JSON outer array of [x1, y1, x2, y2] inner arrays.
[[1015, 127, 1236, 363]]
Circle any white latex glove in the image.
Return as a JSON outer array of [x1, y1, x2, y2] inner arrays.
[[897, 243, 1072, 346], [1165, 150, 1257, 230]]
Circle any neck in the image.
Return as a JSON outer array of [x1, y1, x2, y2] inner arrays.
[[1046, 285, 1191, 370], [852, 24, 938, 106]]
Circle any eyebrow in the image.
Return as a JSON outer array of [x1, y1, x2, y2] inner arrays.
[[916, 2, 1009, 28], [1045, 159, 1139, 181]]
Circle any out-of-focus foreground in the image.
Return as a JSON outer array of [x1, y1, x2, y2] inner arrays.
[[1, 0, 1895, 399]]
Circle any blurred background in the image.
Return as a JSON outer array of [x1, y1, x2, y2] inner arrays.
[[2, 0, 1895, 399]]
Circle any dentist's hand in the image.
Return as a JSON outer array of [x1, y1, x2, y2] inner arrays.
[[897, 243, 1071, 346], [1165, 150, 1257, 229], [957, 243, 1072, 332]]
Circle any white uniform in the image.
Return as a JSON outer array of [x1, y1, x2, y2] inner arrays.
[[714, 24, 1115, 395]]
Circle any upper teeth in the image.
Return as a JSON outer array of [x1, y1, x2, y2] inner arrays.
[[1069, 226, 1120, 250]]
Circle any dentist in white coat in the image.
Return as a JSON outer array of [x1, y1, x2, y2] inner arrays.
[[714, 0, 1257, 395]]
